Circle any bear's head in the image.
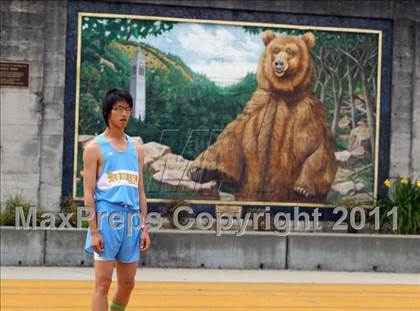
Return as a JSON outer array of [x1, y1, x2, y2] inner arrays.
[[257, 30, 316, 94]]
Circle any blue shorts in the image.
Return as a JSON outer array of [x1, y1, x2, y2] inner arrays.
[[84, 201, 143, 263]]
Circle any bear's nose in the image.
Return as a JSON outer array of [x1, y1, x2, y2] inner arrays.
[[274, 60, 284, 69]]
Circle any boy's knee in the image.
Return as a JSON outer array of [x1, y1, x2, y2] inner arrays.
[[95, 278, 112, 295], [118, 279, 135, 292]]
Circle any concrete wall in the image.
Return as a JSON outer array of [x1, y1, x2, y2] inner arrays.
[[2, 227, 419, 273], [0, 227, 45, 266], [412, 21, 420, 174], [288, 233, 420, 273], [141, 230, 286, 269], [0, 1, 66, 211], [0, 0, 419, 209]]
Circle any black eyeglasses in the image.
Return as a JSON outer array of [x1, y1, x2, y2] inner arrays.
[[112, 106, 132, 113]]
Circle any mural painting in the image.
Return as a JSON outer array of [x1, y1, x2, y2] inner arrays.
[[73, 14, 382, 207]]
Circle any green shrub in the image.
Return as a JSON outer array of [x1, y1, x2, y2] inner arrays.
[[0, 195, 41, 226], [61, 195, 90, 228]]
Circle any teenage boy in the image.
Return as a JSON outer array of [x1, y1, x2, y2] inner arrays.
[[83, 88, 151, 311]]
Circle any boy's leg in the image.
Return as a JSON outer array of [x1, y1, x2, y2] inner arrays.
[[110, 260, 139, 310], [92, 259, 114, 311]]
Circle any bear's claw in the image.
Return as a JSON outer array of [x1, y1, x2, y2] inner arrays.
[[189, 167, 202, 182], [189, 167, 215, 183], [294, 186, 309, 198]]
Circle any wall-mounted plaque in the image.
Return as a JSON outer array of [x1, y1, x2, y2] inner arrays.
[[0, 61, 29, 87]]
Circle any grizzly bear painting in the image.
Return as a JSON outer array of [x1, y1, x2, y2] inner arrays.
[[189, 30, 338, 203]]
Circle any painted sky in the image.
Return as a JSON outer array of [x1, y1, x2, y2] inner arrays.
[[138, 22, 265, 86]]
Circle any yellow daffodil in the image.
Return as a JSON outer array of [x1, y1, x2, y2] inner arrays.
[[384, 179, 391, 188], [401, 177, 409, 185], [416, 181, 420, 188]]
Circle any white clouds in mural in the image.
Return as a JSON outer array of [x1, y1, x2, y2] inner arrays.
[[141, 23, 264, 86]]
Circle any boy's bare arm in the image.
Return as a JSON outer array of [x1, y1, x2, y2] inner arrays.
[[136, 143, 148, 222], [137, 142, 151, 252], [83, 141, 99, 234]]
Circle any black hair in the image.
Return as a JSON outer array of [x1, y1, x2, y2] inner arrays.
[[102, 88, 133, 127]]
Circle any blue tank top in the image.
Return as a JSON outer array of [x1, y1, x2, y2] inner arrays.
[[94, 133, 140, 210]]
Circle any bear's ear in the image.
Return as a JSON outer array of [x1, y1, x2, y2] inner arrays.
[[262, 30, 276, 46], [302, 32, 315, 49]]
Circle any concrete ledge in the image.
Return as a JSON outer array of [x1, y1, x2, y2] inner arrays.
[[141, 230, 287, 269], [45, 229, 93, 266], [0, 227, 44, 266], [287, 233, 420, 273], [1, 227, 419, 273]]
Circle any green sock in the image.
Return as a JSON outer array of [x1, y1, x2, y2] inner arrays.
[[109, 301, 126, 311]]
